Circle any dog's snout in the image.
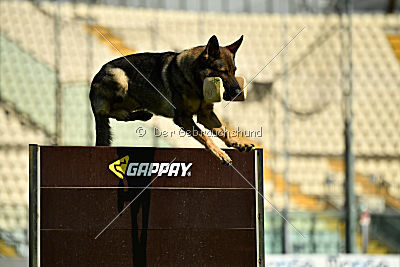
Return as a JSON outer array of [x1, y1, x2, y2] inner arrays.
[[221, 75, 243, 100], [233, 88, 242, 96], [227, 85, 242, 97], [223, 87, 242, 101]]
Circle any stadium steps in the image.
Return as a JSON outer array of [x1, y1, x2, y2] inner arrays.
[[86, 24, 136, 56], [0, 33, 57, 134], [0, 99, 54, 143], [224, 122, 327, 211], [387, 34, 400, 62], [264, 168, 327, 211], [228, 125, 395, 253], [0, 240, 18, 257], [328, 159, 400, 210]]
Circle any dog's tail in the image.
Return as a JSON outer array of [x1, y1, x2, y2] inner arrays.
[[94, 115, 112, 146]]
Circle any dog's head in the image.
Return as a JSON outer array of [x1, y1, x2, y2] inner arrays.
[[199, 35, 243, 101]]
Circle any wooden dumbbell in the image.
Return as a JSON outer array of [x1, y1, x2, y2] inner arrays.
[[203, 76, 247, 103]]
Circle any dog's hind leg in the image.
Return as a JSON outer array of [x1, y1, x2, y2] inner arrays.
[[94, 114, 112, 146], [128, 111, 153, 121], [111, 110, 153, 122], [91, 96, 112, 146]]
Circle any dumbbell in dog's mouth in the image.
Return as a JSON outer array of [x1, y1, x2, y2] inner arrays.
[[203, 76, 246, 103]]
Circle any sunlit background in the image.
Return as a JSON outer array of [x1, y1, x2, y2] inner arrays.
[[0, 0, 399, 265]]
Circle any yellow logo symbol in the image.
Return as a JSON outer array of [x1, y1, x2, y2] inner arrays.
[[109, 155, 130, 179]]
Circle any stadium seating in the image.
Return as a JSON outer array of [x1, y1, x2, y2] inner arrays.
[[0, 1, 399, 255]]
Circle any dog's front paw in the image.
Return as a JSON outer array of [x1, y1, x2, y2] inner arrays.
[[210, 147, 232, 165], [228, 140, 254, 152], [220, 153, 233, 165]]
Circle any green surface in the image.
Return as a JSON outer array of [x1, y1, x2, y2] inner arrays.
[[0, 33, 56, 134]]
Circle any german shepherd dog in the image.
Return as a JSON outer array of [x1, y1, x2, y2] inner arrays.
[[90, 35, 254, 164]]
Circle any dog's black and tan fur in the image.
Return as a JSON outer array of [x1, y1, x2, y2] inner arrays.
[[90, 35, 253, 164]]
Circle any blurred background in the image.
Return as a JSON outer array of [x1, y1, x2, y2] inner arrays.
[[0, 0, 399, 265]]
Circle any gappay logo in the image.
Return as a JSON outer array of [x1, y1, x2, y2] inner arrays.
[[109, 155, 192, 179]]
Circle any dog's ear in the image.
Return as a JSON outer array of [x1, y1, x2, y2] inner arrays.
[[204, 35, 220, 59], [226, 35, 243, 54]]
